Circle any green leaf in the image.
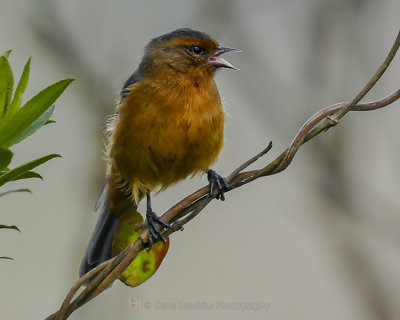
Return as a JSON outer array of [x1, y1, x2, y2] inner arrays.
[[0, 148, 13, 171], [3, 50, 12, 59], [0, 256, 14, 260], [0, 224, 20, 231], [10, 171, 42, 181], [0, 78, 74, 147], [44, 120, 56, 125], [6, 58, 31, 118], [0, 55, 14, 116], [0, 189, 31, 197], [11, 104, 55, 145], [0, 153, 60, 186]]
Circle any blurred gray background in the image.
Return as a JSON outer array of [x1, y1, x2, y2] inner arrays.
[[1, 0, 400, 319]]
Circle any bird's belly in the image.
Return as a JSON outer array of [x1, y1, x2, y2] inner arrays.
[[112, 109, 224, 194], [146, 115, 223, 186]]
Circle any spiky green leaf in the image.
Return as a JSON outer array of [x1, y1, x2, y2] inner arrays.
[[0, 256, 13, 260], [6, 58, 31, 118], [3, 50, 12, 59], [0, 78, 74, 147], [0, 148, 13, 171], [9, 171, 42, 181], [0, 189, 31, 197], [11, 104, 55, 145], [0, 224, 20, 231], [0, 55, 14, 116], [0, 153, 60, 186]]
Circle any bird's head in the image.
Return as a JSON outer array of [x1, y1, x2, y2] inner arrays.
[[138, 28, 239, 80]]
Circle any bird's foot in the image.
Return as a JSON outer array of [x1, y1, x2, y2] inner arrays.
[[207, 169, 228, 201], [146, 209, 171, 244]]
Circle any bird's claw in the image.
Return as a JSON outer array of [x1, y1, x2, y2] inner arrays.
[[146, 209, 171, 245], [207, 169, 228, 201]]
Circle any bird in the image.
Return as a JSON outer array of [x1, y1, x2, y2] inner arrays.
[[79, 28, 238, 277]]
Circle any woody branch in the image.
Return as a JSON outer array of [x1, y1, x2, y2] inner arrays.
[[46, 29, 400, 320]]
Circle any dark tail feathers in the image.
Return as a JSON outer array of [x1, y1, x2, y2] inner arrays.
[[79, 183, 119, 278]]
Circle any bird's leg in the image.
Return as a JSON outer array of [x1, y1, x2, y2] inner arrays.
[[207, 169, 228, 201], [146, 192, 171, 243]]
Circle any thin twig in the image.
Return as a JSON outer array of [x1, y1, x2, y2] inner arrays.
[[227, 141, 272, 181], [46, 263, 108, 320], [274, 30, 400, 173], [335, 30, 400, 118]]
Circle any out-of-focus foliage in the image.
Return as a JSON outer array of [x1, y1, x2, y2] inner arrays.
[[0, 50, 73, 259]]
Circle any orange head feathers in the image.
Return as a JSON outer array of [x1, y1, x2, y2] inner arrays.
[[138, 28, 238, 78]]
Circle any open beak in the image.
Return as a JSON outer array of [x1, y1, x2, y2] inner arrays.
[[209, 46, 240, 70]]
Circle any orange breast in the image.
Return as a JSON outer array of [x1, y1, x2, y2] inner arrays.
[[109, 78, 224, 202]]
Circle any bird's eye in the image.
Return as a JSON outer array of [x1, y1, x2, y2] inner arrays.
[[191, 46, 204, 55]]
